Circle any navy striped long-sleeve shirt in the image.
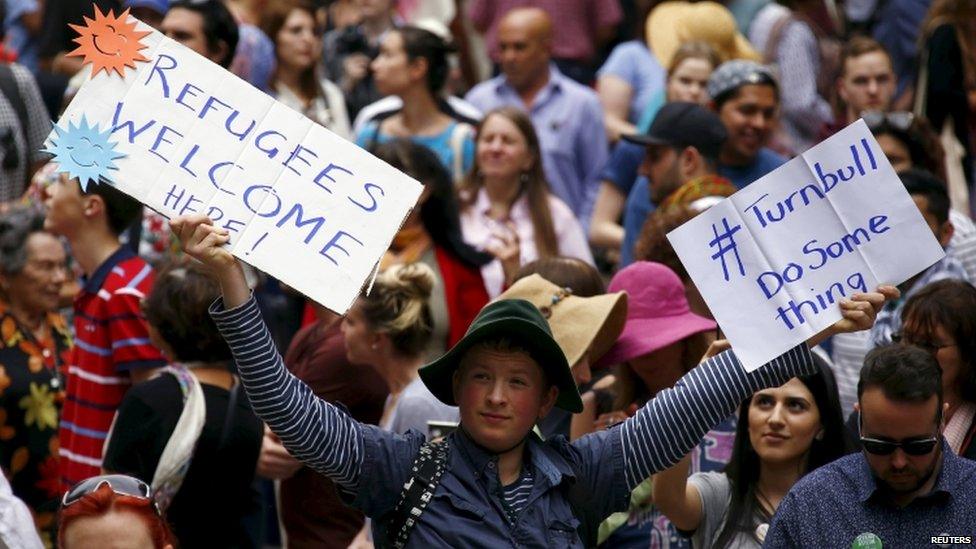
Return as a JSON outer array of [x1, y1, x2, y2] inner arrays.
[[210, 296, 815, 539]]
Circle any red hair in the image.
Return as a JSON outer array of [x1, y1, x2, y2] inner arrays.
[[58, 484, 175, 548]]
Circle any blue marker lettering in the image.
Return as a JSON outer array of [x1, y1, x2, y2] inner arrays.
[[179, 144, 201, 177], [319, 231, 364, 267], [145, 54, 177, 98], [282, 144, 319, 177], [348, 183, 384, 212], [207, 162, 240, 195], [255, 130, 285, 159], [276, 203, 326, 244], [110, 102, 156, 144], [148, 125, 184, 163], [312, 163, 353, 193], [175, 82, 204, 113], [199, 96, 232, 122], [225, 110, 256, 141], [243, 184, 282, 218]]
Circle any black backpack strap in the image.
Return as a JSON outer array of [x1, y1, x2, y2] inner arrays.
[[387, 439, 450, 548], [0, 64, 29, 150]]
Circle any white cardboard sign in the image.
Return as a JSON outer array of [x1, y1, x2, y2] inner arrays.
[[47, 11, 422, 314], [668, 120, 944, 371]]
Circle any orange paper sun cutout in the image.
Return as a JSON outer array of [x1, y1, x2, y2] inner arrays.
[[67, 7, 151, 77]]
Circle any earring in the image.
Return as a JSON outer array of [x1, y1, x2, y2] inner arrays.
[[520, 172, 530, 185], [815, 431, 825, 441]]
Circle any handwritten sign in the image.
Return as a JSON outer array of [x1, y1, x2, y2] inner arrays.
[[47, 9, 423, 314], [668, 120, 944, 371]]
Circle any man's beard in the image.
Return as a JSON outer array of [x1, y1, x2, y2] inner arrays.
[[877, 446, 942, 496], [651, 162, 684, 205]]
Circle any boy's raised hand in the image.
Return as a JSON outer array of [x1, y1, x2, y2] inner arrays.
[[170, 214, 250, 308], [809, 285, 900, 346], [170, 214, 235, 270]]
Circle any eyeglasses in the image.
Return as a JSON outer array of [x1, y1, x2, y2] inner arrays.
[[891, 332, 958, 354], [62, 474, 159, 513], [858, 412, 940, 456], [861, 110, 915, 132]]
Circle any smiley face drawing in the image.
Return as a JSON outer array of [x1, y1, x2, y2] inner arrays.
[[44, 116, 125, 192], [92, 24, 128, 58], [67, 137, 104, 168], [68, 7, 151, 77]]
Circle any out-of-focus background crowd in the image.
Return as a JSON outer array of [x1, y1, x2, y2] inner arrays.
[[0, 0, 974, 547]]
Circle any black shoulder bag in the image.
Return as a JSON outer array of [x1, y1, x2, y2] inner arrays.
[[386, 439, 450, 548]]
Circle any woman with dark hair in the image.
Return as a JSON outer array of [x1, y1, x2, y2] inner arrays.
[[355, 26, 476, 182], [370, 139, 491, 359], [897, 279, 976, 458], [0, 207, 70, 542], [59, 475, 174, 549], [459, 107, 593, 297], [321, 0, 397, 119], [262, 0, 351, 139], [866, 116, 976, 247], [101, 261, 263, 548], [867, 113, 946, 179], [654, 356, 850, 547], [916, 0, 976, 192]]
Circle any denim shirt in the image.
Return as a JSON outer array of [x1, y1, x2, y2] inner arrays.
[[354, 425, 629, 547]]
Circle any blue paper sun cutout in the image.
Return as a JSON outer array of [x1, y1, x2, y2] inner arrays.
[[44, 116, 125, 191]]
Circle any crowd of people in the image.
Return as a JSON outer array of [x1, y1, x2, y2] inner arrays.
[[1, 0, 975, 547]]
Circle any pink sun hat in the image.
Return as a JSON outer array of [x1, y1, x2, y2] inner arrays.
[[597, 262, 717, 367]]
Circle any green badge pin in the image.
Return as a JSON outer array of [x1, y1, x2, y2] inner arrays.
[[852, 532, 883, 549]]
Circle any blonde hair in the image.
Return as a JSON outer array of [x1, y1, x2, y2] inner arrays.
[[668, 41, 721, 77], [359, 262, 436, 357]]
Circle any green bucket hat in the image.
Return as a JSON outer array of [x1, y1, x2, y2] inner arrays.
[[418, 298, 584, 413]]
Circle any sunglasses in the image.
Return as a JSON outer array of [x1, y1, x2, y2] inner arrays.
[[62, 474, 159, 513], [861, 110, 914, 132], [858, 412, 940, 456]]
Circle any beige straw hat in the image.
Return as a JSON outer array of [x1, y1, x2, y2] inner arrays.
[[646, 1, 760, 68], [498, 274, 628, 367]]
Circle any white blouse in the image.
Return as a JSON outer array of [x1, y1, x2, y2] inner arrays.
[[460, 187, 595, 297]]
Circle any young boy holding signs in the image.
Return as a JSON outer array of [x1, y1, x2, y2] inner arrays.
[[171, 213, 895, 547]]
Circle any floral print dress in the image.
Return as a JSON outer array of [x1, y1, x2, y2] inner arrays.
[[0, 301, 71, 546]]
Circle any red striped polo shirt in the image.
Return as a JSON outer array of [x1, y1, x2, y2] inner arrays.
[[59, 247, 166, 491]]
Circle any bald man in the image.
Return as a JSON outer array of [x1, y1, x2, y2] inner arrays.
[[468, 0, 622, 83], [497, 8, 552, 100], [465, 7, 609, 228]]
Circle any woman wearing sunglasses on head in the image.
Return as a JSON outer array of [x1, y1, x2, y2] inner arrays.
[[653, 355, 850, 547], [59, 474, 174, 549], [891, 279, 976, 459]]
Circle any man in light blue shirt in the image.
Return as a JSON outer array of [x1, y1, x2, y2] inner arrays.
[[465, 7, 608, 227]]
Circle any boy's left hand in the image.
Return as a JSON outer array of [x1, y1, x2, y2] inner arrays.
[[809, 285, 900, 346]]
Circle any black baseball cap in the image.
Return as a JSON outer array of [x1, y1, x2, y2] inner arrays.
[[623, 102, 728, 159]]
